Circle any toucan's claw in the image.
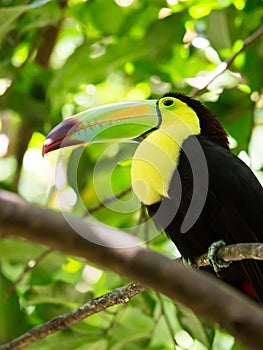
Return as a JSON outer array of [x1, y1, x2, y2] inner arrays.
[[182, 256, 197, 269], [208, 239, 230, 275]]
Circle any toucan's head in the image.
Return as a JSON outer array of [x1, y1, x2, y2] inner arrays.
[[43, 93, 229, 204]]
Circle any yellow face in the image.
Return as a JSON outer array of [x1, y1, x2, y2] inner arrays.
[[131, 96, 201, 205], [157, 96, 201, 135]]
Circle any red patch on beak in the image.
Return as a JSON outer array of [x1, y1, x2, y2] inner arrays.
[[42, 118, 83, 156]]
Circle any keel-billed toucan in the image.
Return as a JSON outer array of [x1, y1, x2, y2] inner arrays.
[[43, 92, 263, 303]]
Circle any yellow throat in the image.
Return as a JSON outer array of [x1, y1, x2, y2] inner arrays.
[[131, 97, 201, 205]]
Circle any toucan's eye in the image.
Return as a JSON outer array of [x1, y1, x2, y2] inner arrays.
[[158, 97, 177, 110], [161, 97, 176, 108], [163, 98, 175, 107]]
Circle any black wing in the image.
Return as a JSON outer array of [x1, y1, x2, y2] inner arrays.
[[148, 136, 263, 302]]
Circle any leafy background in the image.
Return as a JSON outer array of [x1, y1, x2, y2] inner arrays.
[[0, 0, 262, 349]]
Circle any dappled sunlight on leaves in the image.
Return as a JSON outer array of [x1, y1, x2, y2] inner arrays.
[[0, 0, 262, 348]]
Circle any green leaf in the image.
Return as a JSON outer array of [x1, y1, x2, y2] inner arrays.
[[0, 238, 46, 264], [25, 281, 93, 306], [231, 339, 248, 350], [25, 0, 51, 9], [206, 90, 254, 152], [109, 306, 153, 350], [242, 43, 263, 91], [0, 273, 26, 344], [67, 146, 92, 195], [177, 305, 214, 348], [49, 13, 183, 112], [0, 6, 25, 38], [25, 327, 107, 350], [0, 0, 50, 41], [30, 253, 70, 285], [118, 158, 133, 167], [211, 328, 234, 350], [207, 10, 232, 50], [88, 0, 125, 35], [143, 13, 184, 63], [50, 37, 150, 107]]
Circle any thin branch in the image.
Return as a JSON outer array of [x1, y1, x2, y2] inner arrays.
[[194, 242, 263, 268], [11, 8, 66, 190], [156, 293, 178, 347], [6, 248, 53, 297], [84, 187, 132, 217], [0, 282, 144, 350], [142, 205, 150, 245], [190, 25, 263, 97], [100, 304, 127, 338], [1, 190, 263, 350], [150, 307, 162, 338]]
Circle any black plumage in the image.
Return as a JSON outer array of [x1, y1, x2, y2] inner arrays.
[[148, 95, 263, 303]]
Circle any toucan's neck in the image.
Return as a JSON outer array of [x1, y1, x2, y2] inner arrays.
[[163, 92, 229, 150], [131, 108, 200, 205]]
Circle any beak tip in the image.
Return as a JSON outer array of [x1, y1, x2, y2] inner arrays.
[[42, 147, 47, 158], [42, 138, 53, 157], [42, 117, 82, 156]]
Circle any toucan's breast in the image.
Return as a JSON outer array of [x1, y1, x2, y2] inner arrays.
[[131, 110, 201, 205]]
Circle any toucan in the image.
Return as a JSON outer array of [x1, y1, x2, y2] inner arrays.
[[43, 92, 263, 303]]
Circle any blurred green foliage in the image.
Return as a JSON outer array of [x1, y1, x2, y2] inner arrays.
[[0, 0, 262, 349]]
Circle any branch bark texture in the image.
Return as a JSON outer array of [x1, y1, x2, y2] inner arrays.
[[0, 282, 143, 350], [190, 25, 263, 97], [195, 242, 263, 268], [1, 190, 263, 350]]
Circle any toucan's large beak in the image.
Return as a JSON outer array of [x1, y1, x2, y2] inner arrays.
[[42, 100, 160, 156]]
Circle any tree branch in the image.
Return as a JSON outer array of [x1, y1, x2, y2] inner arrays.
[[3, 241, 261, 350], [84, 187, 132, 217], [0, 281, 143, 350], [1, 190, 263, 350], [156, 292, 178, 347], [195, 242, 263, 268], [190, 25, 263, 97], [6, 248, 53, 297]]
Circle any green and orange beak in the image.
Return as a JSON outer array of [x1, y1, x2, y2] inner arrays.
[[42, 100, 161, 156]]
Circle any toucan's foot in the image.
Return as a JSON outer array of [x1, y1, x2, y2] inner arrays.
[[182, 256, 197, 269], [208, 239, 230, 275]]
